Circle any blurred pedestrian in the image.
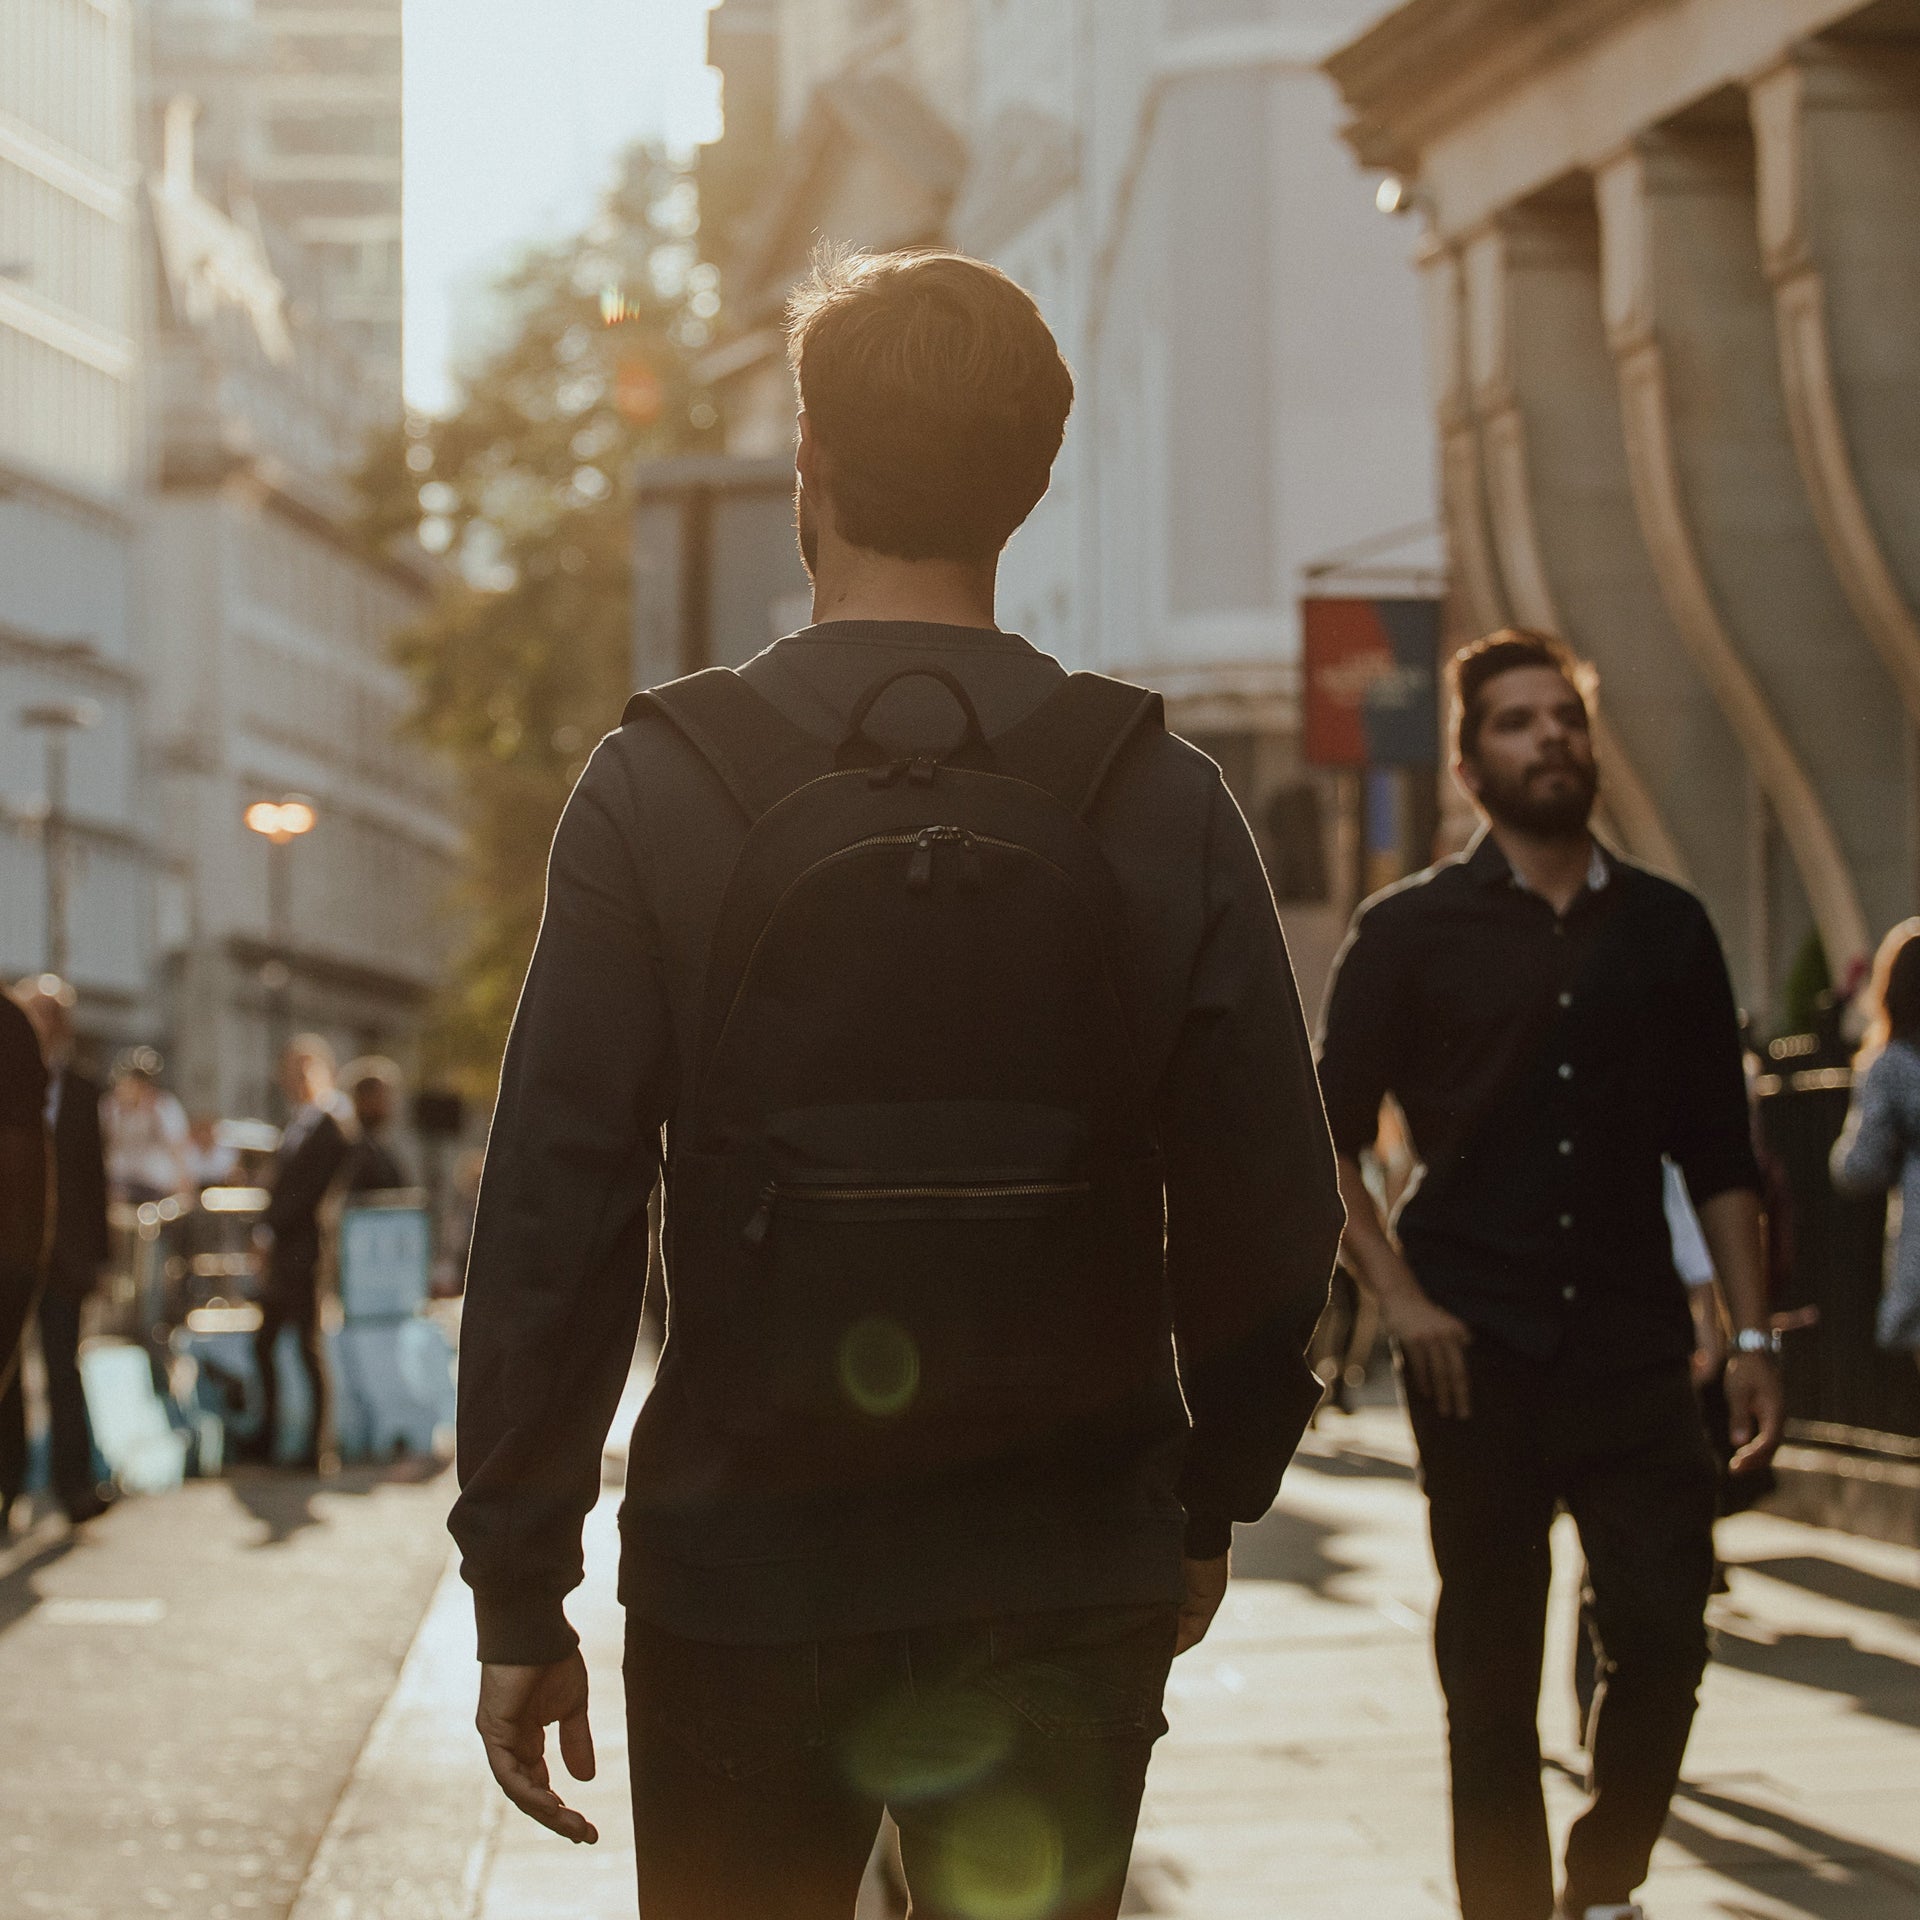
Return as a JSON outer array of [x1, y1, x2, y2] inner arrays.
[[337, 1057, 408, 1195], [183, 1113, 239, 1193], [0, 978, 113, 1529], [239, 1036, 350, 1470], [1318, 629, 1784, 1920], [451, 248, 1342, 1916], [0, 986, 49, 1537], [102, 1048, 189, 1207], [1830, 917, 1920, 1369]]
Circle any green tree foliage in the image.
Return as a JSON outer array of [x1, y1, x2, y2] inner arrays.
[[358, 146, 723, 1092]]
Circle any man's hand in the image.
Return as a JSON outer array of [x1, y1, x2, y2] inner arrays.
[[1334, 1154, 1473, 1419], [1725, 1350, 1786, 1476], [1175, 1553, 1230, 1656], [477, 1654, 599, 1844], [1382, 1289, 1475, 1420]]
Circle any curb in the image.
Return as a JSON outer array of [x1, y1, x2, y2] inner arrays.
[[288, 1549, 501, 1920]]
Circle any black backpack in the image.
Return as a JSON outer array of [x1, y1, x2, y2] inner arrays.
[[630, 664, 1177, 1486]]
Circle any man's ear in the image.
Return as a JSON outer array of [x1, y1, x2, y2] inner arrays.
[[1451, 754, 1482, 805], [796, 411, 816, 490]]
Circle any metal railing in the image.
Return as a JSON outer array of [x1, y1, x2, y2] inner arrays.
[[1756, 1053, 1920, 1447]]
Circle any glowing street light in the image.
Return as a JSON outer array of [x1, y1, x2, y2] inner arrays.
[[244, 794, 317, 1119], [243, 797, 317, 844]]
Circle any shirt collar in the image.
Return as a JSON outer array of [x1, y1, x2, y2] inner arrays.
[[1466, 828, 1611, 898]]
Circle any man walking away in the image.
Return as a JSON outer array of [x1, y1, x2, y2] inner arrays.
[[1318, 629, 1784, 1920], [241, 1036, 350, 1470], [452, 247, 1345, 1919], [0, 986, 48, 1540], [1, 977, 113, 1527]]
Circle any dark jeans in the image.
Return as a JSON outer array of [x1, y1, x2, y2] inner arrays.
[[253, 1262, 327, 1463], [1406, 1344, 1717, 1920], [626, 1603, 1177, 1920], [0, 1290, 97, 1514]]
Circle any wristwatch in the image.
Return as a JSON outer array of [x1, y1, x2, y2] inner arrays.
[[1733, 1326, 1779, 1357]]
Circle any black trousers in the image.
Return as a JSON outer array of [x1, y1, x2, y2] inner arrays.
[[626, 1603, 1176, 1920], [253, 1257, 327, 1463], [0, 1289, 97, 1515], [1406, 1344, 1717, 1920]]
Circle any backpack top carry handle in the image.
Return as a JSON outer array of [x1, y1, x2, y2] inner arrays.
[[832, 665, 994, 773]]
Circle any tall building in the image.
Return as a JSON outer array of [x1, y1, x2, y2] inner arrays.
[[246, 0, 404, 406], [0, 0, 152, 1041], [966, 0, 1438, 995], [138, 15, 456, 1121], [141, 0, 404, 415], [1330, 0, 1920, 1016], [688, 0, 1438, 1001]]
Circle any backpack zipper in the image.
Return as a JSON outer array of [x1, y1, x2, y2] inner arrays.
[[744, 1177, 1090, 1249], [708, 828, 1039, 1066]]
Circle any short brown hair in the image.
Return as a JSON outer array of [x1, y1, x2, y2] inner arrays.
[[786, 247, 1074, 562], [1449, 628, 1593, 761]]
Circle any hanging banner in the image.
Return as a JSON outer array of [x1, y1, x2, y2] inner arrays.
[[1302, 596, 1443, 768]]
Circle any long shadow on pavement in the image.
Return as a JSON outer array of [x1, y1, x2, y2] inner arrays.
[[0, 1530, 79, 1637], [225, 1455, 444, 1546], [1734, 1555, 1920, 1625], [1290, 1444, 1418, 1483], [1227, 1501, 1355, 1596], [1708, 1621, 1920, 1734], [1662, 1780, 1920, 1919]]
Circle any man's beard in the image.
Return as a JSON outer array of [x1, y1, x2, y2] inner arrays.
[[796, 484, 818, 579], [1475, 754, 1599, 837]]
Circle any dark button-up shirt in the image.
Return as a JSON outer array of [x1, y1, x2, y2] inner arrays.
[[1316, 832, 1760, 1368]]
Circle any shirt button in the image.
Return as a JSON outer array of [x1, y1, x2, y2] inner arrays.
[[1558, 1063, 1574, 1080], [1562, 1284, 1577, 1301], [1559, 1139, 1573, 1155], [1559, 1214, 1574, 1229], [1558, 992, 1573, 1008]]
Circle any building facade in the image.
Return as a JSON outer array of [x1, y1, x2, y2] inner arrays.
[[1330, 0, 1920, 1018], [138, 12, 455, 1121], [694, 0, 1438, 997], [0, 0, 152, 1042]]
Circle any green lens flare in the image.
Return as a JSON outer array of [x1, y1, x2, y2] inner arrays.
[[932, 1792, 1066, 1920], [838, 1317, 920, 1418], [843, 1688, 1017, 1802]]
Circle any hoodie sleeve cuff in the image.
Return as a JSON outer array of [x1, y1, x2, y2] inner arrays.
[[1183, 1513, 1234, 1560], [472, 1588, 581, 1667]]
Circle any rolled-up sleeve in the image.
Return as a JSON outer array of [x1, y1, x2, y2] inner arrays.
[[1315, 902, 1406, 1160], [1665, 904, 1762, 1206], [1158, 780, 1344, 1558], [450, 739, 675, 1664]]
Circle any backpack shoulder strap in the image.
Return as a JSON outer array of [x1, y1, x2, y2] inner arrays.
[[988, 672, 1165, 818], [623, 669, 834, 823]]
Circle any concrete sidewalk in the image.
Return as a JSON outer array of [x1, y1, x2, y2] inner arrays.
[[297, 1395, 1920, 1920]]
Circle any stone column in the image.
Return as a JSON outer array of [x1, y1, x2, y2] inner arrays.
[[1597, 124, 1881, 979], [1751, 44, 1920, 730]]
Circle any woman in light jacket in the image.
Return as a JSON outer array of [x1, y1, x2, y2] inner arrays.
[[1831, 918, 1920, 1364]]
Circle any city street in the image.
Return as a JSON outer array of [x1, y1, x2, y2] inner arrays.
[[3, 1369, 1916, 1920]]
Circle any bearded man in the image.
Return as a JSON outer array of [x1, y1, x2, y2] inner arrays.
[[1317, 629, 1783, 1920]]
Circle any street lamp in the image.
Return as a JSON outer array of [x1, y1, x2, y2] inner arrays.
[[18, 699, 101, 977], [243, 795, 317, 1121]]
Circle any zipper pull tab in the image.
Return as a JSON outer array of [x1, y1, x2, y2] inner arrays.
[[743, 1184, 776, 1250], [907, 755, 937, 787], [907, 829, 937, 891], [958, 831, 982, 892]]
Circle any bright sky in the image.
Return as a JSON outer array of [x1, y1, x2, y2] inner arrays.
[[403, 0, 723, 416]]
